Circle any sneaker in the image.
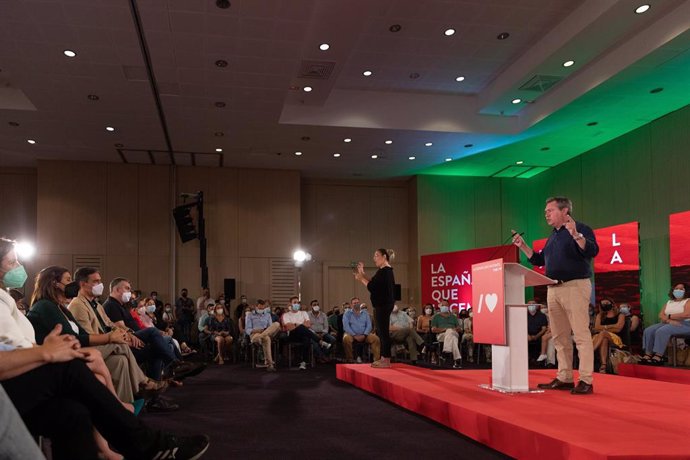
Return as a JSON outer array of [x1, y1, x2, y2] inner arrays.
[[453, 360, 462, 369], [151, 434, 210, 460], [320, 341, 332, 350], [146, 396, 179, 413], [355, 357, 362, 364], [298, 361, 307, 370], [536, 354, 547, 362], [371, 359, 391, 368], [267, 364, 276, 372]]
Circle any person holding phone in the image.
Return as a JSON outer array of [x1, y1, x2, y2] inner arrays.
[[354, 249, 396, 368], [512, 196, 599, 394]]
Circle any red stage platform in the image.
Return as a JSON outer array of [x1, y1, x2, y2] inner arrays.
[[337, 364, 690, 459], [617, 363, 690, 385]]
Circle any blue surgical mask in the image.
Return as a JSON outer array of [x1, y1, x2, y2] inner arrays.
[[439, 306, 449, 313], [146, 305, 156, 314], [527, 305, 537, 314], [256, 308, 265, 314], [292, 303, 301, 311], [3, 265, 28, 289], [673, 289, 685, 300]]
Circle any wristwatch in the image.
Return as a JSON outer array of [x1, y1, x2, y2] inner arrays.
[[574, 233, 584, 241]]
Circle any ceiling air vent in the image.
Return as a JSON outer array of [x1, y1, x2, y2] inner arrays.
[[298, 60, 336, 80], [519, 75, 562, 93]]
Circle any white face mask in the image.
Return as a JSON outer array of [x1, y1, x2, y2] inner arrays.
[[216, 309, 223, 315], [146, 305, 156, 313], [219, 300, 225, 305], [312, 305, 320, 312], [425, 309, 433, 315], [92, 283, 104, 296], [121, 291, 132, 303], [469, 312, 474, 318]]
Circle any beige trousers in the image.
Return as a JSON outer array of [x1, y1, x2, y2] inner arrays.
[[437, 329, 461, 361], [96, 343, 147, 402], [250, 322, 281, 365], [390, 328, 424, 360], [547, 278, 594, 384], [343, 333, 381, 361]]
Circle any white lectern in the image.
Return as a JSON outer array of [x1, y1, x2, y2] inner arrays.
[[480, 263, 555, 393]]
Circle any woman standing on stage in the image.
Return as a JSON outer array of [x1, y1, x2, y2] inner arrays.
[[355, 248, 395, 368]]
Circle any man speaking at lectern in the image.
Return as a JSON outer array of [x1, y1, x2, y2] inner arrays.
[[512, 196, 599, 395]]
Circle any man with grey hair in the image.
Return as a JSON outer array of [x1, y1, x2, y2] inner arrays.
[[512, 196, 599, 395]]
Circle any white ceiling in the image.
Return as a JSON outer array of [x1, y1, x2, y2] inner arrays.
[[0, 0, 688, 178]]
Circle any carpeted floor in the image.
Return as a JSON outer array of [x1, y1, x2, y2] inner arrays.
[[141, 362, 511, 460]]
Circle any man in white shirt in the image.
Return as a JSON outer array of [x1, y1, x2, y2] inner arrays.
[[281, 296, 331, 369], [308, 299, 335, 360]]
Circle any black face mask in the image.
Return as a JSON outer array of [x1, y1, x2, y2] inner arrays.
[[64, 281, 80, 300], [600, 303, 613, 312]]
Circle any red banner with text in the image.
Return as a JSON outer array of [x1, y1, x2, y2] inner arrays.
[[420, 245, 518, 310], [670, 211, 690, 284]]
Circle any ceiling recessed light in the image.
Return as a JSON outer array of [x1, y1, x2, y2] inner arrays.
[[408, 156, 416, 160], [215, 148, 223, 152], [87, 94, 99, 101], [333, 153, 341, 158], [516, 160, 524, 165], [63, 49, 76, 57], [319, 43, 330, 51], [294, 151, 302, 156], [362, 70, 373, 77], [27, 139, 36, 144], [214, 131, 224, 137], [384, 140, 393, 145], [563, 60, 575, 67], [425, 142, 433, 147], [303, 86, 312, 92], [105, 126, 115, 132], [389, 24, 402, 33], [635, 4, 650, 14], [444, 28, 455, 36], [464, 144, 473, 148], [215, 59, 228, 68], [445, 158, 452, 162], [512, 98, 522, 104], [650, 87, 664, 94], [8, 121, 19, 127], [541, 147, 550, 151], [497, 32, 510, 40], [586, 121, 598, 126], [371, 154, 378, 159], [343, 138, 352, 143], [455, 76, 465, 82]]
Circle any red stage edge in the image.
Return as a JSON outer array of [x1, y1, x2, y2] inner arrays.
[[617, 363, 690, 385], [337, 363, 690, 460]]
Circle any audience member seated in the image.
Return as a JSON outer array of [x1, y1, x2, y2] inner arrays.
[[309, 299, 336, 356], [143, 296, 193, 357], [405, 306, 417, 322], [234, 294, 250, 321], [527, 300, 548, 361], [389, 305, 424, 362], [591, 298, 625, 373], [198, 303, 215, 357], [8, 288, 27, 315], [0, 332, 209, 459], [328, 304, 345, 343], [175, 288, 195, 345], [161, 302, 176, 330], [245, 299, 281, 371], [207, 305, 233, 365], [537, 304, 556, 365], [641, 283, 690, 365], [343, 297, 381, 363], [458, 309, 474, 363], [416, 304, 435, 361], [282, 296, 331, 369], [431, 300, 462, 368]]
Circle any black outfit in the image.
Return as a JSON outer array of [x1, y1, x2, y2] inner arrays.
[[528, 222, 599, 281], [103, 296, 140, 331], [367, 266, 395, 358], [527, 311, 549, 336], [175, 296, 195, 344], [2, 359, 164, 460]]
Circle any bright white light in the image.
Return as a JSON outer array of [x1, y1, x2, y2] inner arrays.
[[105, 126, 115, 132], [635, 4, 650, 14], [512, 98, 522, 104], [384, 140, 392, 144], [425, 142, 433, 147], [455, 76, 465, 82], [27, 139, 36, 144], [445, 158, 452, 162], [563, 60, 575, 67], [294, 151, 302, 156], [408, 156, 416, 160], [516, 160, 524, 165], [333, 153, 341, 157], [371, 154, 378, 159], [63, 50, 76, 57], [343, 138, 352, 143], [15, 241, 36, 260], [215, 148, 223, 152], [362, 70, 372, 77], [293, 250, 307, 262], [444, 28, 455, 36], [319, 43, 330, 51], [303, 86, 312, 92]]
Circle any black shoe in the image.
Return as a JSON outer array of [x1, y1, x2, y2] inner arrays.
[[570, 381, 593, 395], [453, 360, 462, 369], [151, 434, 210, 460], [146, 396, 180, 413], [171, 361, 207, 381], [536, 378, 575, 390]]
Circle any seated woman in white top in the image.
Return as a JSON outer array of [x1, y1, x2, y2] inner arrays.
[[641, 283, 690, 364]]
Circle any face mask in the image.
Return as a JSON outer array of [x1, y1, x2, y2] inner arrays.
[[425, 309, 432, 315], [673, 289, 685, 300], [527, 305, 537, 314], [216, 309, 223, 315], [91, 282, 104, 297], [292, 303, 301, 311], [64, 281, 80, 299], [600, 303, 613, 312], [220, 299, 225, 305], [312, 306, 320, 312], [619, 307, 630, 316], [439, 306, 449, 313], [255, 308, 264, 314], [146, 305, 156, 313], [165, 307, 172, 312], [137, 306, 146, 315], [345, 307, 352, 313], [3, 265, 28, 289], [121, 291, 132, 303], [469, 312, 473, 318], [361, 306, 368, 311]]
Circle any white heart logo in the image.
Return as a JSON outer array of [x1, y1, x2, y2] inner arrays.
[[485, 293, 498, 313]]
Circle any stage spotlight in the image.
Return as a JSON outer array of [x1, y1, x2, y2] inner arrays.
[[15, 241, 36, 260]]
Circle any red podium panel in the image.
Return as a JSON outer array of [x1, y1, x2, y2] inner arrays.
[[471, 258, 506, 345]]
